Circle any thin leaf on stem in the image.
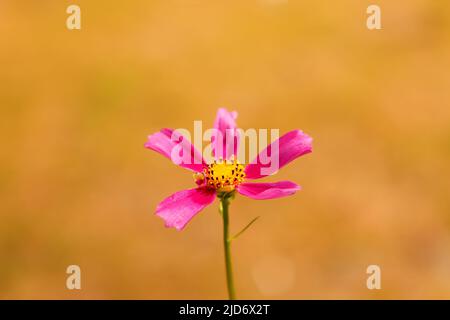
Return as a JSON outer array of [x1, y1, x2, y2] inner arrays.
[[230, 216, 260, 241]]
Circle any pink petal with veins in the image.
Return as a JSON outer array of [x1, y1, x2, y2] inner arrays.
[[237, 181, 301, 200], [145, 128, 205, 172], [212, 108, 240, 160], [156, 187, 216, 231], [245, 130, 312, 179]]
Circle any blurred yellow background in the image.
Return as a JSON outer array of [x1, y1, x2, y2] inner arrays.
[[1, 0, 450, 299]]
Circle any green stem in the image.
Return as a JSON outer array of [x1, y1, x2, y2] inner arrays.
[[220, 196, 236, 300]]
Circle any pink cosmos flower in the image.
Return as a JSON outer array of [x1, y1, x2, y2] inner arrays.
[[145, 108, 312, 231]]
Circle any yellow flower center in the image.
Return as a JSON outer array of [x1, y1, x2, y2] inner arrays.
[[201, 159, 245, 191]]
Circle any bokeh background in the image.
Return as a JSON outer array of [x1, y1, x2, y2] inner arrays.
[[1, 0, 450, 299]]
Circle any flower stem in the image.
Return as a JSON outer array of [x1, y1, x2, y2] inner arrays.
[[220, 195, 236, 300]]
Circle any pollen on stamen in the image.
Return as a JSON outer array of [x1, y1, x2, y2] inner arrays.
[[193, 172, 205, 186], [203, 158, 245, 191]]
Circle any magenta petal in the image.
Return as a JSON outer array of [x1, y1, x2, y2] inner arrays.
[[245, 130, 312, 179], [145, 128, 205, 172], [212, 108, 240, 160], [237, 181, 301, 200], [156, 187, 216, 231]]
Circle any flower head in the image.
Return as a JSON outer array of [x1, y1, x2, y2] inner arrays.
[[145, 108, 312, 230]]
